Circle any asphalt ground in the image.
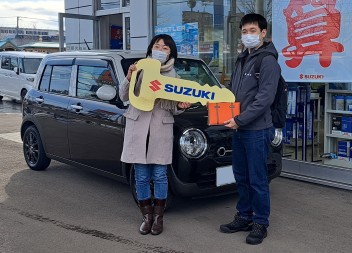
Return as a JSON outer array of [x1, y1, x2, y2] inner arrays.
[[0, 99, 352, 253]]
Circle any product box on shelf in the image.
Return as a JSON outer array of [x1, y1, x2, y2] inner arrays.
[[283, 119, 293, 144], [338, 140, 351, 161], [335, 95, 345, 111], [332, 116, 342, 135], [345, 96, 352, 111], [287, 89, 297, 115], [341, 116, 352, 136]]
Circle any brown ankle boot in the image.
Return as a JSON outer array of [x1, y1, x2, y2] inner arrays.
[[151, 199, 166, 235], [138, 199, 153, 235]]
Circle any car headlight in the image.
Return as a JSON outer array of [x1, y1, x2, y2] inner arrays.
[[179, 128, 208, 159]]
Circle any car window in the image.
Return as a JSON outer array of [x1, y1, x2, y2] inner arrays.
[[76, 65, 117, 100], [174, 59, 219, 87], [49, 66, 71, 95], [39, 65, 52, 92], [121, 57, 220, 87], [10, 57, 18, 71], [121, 57, 142, 76], [1, 57, 10, 70], [22, 58, 42, 74]]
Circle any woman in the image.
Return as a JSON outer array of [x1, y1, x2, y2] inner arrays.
[[119, 34, 190, 235]]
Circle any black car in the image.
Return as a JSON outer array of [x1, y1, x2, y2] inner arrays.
[[21, 50, 282, 207]]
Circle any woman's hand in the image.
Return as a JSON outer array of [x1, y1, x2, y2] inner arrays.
[[177, 102, 192, 109], [126, 63, 137, 82]]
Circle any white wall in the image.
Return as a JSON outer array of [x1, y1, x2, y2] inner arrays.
[[129, 0, 151, 50], [64, 0, 94, 51], [64, 0, 153, 51]]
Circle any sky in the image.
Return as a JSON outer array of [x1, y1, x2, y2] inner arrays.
[[0, 0, 64, 30]]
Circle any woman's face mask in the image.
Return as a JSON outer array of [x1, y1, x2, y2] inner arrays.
[[152, 49, 168, 64], [241, 33, 261, 48]]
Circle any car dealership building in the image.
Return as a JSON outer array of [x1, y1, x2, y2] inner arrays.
[[63, 0, 352, 190]]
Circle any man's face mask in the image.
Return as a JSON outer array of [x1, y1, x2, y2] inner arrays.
[[241, 34, 261, 49], [152, 49, 168, 64]]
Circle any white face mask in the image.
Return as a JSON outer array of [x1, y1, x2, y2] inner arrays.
[[241, 34, 261, 48], [152, 49, 168, 64]]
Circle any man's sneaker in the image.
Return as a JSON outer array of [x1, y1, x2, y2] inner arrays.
[[246, 222, 268, 245], [220, 214, 253, 233]]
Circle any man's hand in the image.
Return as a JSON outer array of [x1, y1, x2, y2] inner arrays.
[[224, 118, 239, 130], [177, 102, 192, 109]]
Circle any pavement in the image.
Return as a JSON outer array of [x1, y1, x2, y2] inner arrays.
[[0, 99, 352, 253]]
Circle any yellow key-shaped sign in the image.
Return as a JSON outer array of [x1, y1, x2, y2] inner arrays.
[[129, 58, 236, 111]]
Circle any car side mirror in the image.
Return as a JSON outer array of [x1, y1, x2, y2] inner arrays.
[[13, 67, 19, 75], [96, 85, 117, 101]]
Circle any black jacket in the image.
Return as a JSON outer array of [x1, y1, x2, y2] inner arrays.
[[230, 42, 281, 130]]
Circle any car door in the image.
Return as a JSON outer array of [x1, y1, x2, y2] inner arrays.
[[67, 58, 126, 175], [8, 56, 20, 98], [30, 58, 73, 159], [0, 56, 11, 96]]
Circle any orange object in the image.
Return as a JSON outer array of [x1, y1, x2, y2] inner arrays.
[[207, 102, 240, 125]]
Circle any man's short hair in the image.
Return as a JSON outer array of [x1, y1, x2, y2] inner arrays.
[[239, 13, 267, 31]]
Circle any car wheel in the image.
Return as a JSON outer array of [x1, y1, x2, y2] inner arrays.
[[20, 89, 27, 103], [130, 165, 174, 210], [23, 126, 51, 171], [0, 95, 3, 101]]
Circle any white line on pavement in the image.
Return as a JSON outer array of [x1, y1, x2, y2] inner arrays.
[[0, 132, 22, 143]]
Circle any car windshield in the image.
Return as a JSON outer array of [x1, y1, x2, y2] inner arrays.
[[121, 57, 220, 87], [22, 58, 43, 74]]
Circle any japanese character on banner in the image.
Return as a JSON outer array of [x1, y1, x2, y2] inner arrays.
[[282, 0, 344, 68]]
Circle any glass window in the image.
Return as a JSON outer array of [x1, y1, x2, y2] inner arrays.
[[77, 65, 117, 100], [125, 17, 131, 50], [99, 0, 120, 10], [174, 58, 219, 87], [122, 0, 130, 7], [22, 58, 43, 74], [39, 65, 52, 92], [1, 57, 10, 70], [49, 66, 71, 95], [154, 0, 273, 78], [121, 57, 219, 87], [10, 57, 18, 71]]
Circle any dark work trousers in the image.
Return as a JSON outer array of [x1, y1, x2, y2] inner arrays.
[[232, 127, 272, 227]]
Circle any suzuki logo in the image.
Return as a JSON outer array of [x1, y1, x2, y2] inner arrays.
[[149, 80, 162, 92]]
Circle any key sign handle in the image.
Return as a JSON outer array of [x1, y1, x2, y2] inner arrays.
[[129, 58, 236, 111]]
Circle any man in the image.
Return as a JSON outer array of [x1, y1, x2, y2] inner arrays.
[[220, 13, 281, 245]]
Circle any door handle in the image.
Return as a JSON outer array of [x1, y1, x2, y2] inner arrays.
[[70, 104, 83, 111], [35, 97, 44, 103]]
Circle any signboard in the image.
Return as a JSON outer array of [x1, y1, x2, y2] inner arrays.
[[155, 23, 199, 56], [272, 0, 352, 82]]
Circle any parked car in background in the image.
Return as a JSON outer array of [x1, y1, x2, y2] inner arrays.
[[21, 50, 282, 207], [0, 51, 45, 102]]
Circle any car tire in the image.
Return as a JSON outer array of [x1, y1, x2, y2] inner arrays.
[[0, 95, 3, 101], [20, 89, 27, 103], [130, 165, 174, 210], [23, 126, 51, 171]]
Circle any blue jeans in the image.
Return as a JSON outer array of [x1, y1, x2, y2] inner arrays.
[[134, 164, 168, 201], [232, 128, 272, 227]]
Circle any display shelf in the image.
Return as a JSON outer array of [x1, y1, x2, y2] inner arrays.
[[326, 134, 352, 140], [324, 85, 352, 169], [326, 110, 352, 115], [326, 89, 352, 94], [323, 159, 352, 167]]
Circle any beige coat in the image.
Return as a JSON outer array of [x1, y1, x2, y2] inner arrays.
[[119, 59, 183, 165]]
